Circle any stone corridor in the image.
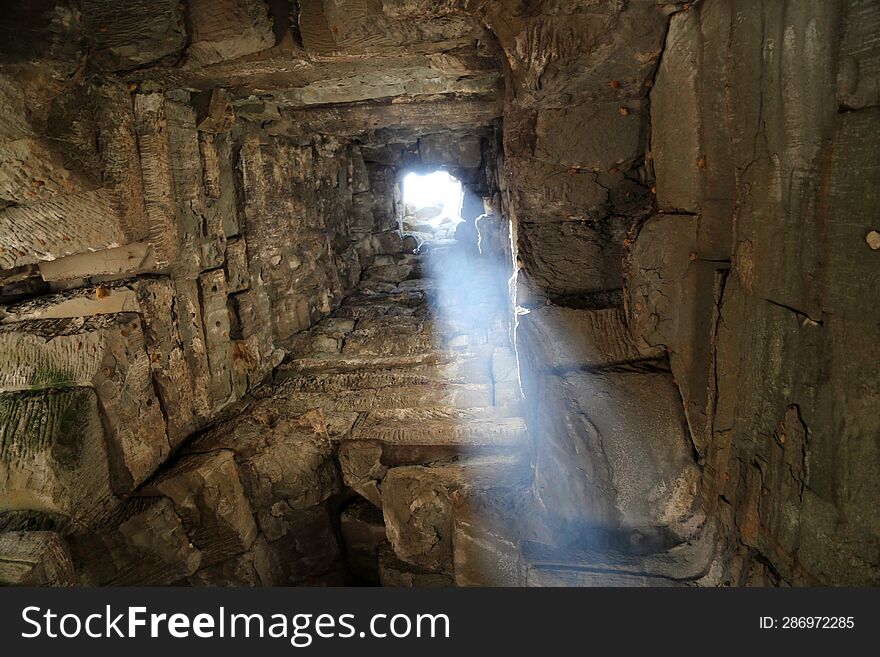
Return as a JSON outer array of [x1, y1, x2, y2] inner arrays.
[[1, 1, 877, 587]]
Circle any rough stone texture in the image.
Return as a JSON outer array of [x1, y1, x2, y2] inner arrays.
[[0, 0, 877, 588], [70, 497, 202, 586], [0, 315, 170, 493], [516, 219, 630, 306], [141, 451, 257, 568], [187, 0, 275, 66], [0, 388, 116, 531], [0, 530, 77, 586], [518, 306, 650, 371], [82, 0, 187, 71], [647, 0, 880, 586], [626, 213, 717, 454]]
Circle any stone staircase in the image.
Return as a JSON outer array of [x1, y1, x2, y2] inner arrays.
[[259, 243, 533, 585]]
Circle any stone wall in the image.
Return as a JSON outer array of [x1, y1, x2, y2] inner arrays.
[[0, 1, 409, 584], [642, 0, 880, 586], [1, 0, 877, 586]]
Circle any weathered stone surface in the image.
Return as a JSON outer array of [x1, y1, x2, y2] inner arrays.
[[198, 269, 236, 411], [190, 411, 341, 524], [383, 457, 528, 573], [71, 497, 202, 586], [133, 92, 181, 268], [339, 441, 386, 507], [223, 238, 250, 294], [1, 0, 877, 589], [0, 315, 169, 492], [378, 542, 453, 587], [419, 133, 482, 168], [533, 371, 703, 549], [0, 531, 77, 586], [536, 101, 646, 172], [517, 219, 629, 304], [518, 306, 649, 372], [266, 95, 502, 140], [142, 451, 257, 568], [187, 0, 274, 66], [507, 159, 609, 222], [82, 0, 186, 71], [838, 0, 880, 110], [134, 278, 212, 447], [194, 89, 236, 134], [382, 466, 461, 573], [189, 536, 275, 587], [299, 1, 481, 58], [626, 213, 717, 454], [452, 500, 521, 587], [0, 388, 116, 530]]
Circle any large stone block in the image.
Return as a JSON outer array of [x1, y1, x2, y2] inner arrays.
[[188, 410, 341, 538], [419, 133, 482, 168], [650, 8, 702, 213], [452, 501, 521, 587], [71, 497, 201, 586], [0, 531, 77, 586], [534, 371, 703, 548], [508, 158, 609, 222], [0, 388, 116, 530], [626, 213, 717, 453], [134, 92, 181, 268], [382, 465, 455, 573], [187, 0, 274, 66], [81, 0, 186, 71], [517, 305, 649, 372], [134, 278, 212, 447], [382, 457, 529, 574], [0, 315, 169, 492], [142, 451, 257, 568], [536, 101, 645, 172], [517, 219, 628, 303]]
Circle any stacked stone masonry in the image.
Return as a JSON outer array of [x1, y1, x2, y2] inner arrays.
[[0, 0, 877, 586]]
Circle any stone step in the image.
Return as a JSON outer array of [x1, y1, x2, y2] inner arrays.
[[360, 262, 423, 284], [351, 410, 528, 448], [277, 347, 493, 378], [380, 456, 531, 574], [338, 416, 529, 507], [253, 381, 495, 413], [272, 358, 492, 391], [519, 528, 717, 587]]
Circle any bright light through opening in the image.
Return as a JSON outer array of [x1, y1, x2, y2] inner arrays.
[[402, 171, 463, 236]]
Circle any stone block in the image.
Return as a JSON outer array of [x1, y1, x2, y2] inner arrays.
[[81, 0, 186, 71], [0, 531, 77, 586], [142, 451, 257, 568], [71, 497, 201, 586], [0, 388, 116, 529], [0, 314, 170, 492], [517, 306, 649, 372]]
